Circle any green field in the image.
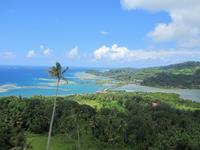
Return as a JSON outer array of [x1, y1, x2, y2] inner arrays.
[[27, 133, 103, 150], [27, 134, 68, 150]]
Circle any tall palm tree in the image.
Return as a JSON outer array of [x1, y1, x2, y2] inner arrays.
[[46, 62, 69, 150], [76, 112, 81, 150]]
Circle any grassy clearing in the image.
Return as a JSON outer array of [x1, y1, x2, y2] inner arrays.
[[26, 134, 69, 150], [26, 133, 103, 150], [77, 99, 102, 110]]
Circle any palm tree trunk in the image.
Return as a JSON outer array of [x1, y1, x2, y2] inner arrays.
[[77, 123, 80, 150], [46, 80, 60, 150]]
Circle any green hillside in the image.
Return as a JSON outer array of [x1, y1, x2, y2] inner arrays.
[[1, 92, 200, 149], [87, 61, 200, 88]]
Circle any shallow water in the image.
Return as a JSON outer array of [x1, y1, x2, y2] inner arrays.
[[115, 84, 200, 102], [0, 66, 200, 102], [0, 66, 108, 97]]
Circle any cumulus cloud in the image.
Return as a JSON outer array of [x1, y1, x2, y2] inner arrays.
[[0, 52, 16, 60], [94, 44, 128, 60], [94, 44, 200, 61], [39, 45, 52, 56], [43, 48, 52, 56], [121, 0, 200, 47], [67, 46, 79, 58], [26, 50, 36, 58]]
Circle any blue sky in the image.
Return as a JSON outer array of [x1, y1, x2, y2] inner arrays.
[[0, 0, 200, 67]]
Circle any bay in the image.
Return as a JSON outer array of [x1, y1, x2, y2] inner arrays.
[[0, 66, 200, 102]]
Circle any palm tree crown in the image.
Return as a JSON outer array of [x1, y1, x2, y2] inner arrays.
[[49, 62, 68, 81], [46, 62, 68, 150]]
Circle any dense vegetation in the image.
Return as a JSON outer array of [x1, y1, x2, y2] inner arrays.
[[87, 61, 200, 88], [1, 92, 200, 149], [143, 69, 200, 88]]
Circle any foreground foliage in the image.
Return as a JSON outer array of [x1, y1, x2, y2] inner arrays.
[[0, 92, 200, 149]]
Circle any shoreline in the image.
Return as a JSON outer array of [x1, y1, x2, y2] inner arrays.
[[0, 71, 200, 102]]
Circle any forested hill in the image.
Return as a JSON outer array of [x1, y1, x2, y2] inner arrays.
[[87, 61, 200, 88], [162, 61, 200, 70], [1, 92, 200, 149]]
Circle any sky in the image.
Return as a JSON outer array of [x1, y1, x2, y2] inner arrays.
[[0, 0, 200, 67]]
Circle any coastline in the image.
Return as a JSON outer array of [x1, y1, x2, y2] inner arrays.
[[0, 70, 200, 102], [76, 72, 200, 102]]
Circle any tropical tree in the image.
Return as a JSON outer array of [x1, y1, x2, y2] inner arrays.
[[46, 62, 69, 150]]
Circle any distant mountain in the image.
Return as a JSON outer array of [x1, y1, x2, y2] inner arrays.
[[162, 61, 200, 69]]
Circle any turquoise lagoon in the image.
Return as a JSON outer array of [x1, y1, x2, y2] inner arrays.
[[0, 66, 108, 97]]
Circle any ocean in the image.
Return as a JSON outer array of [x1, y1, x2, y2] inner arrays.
[[0, 66, 108, 97]]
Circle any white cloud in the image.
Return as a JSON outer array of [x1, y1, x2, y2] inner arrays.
[[94, 44, 128, 60], [68, 46, 79, 58], [94, 46, 109, 59], [26, 50, 36, 58], [94, 44, 200, 61], [100, 31, 109, 35], [121, 0, 200, 47], [43, 48, 52, 56], [0, 52, 16, 60], [40, 45, 44, 49]]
